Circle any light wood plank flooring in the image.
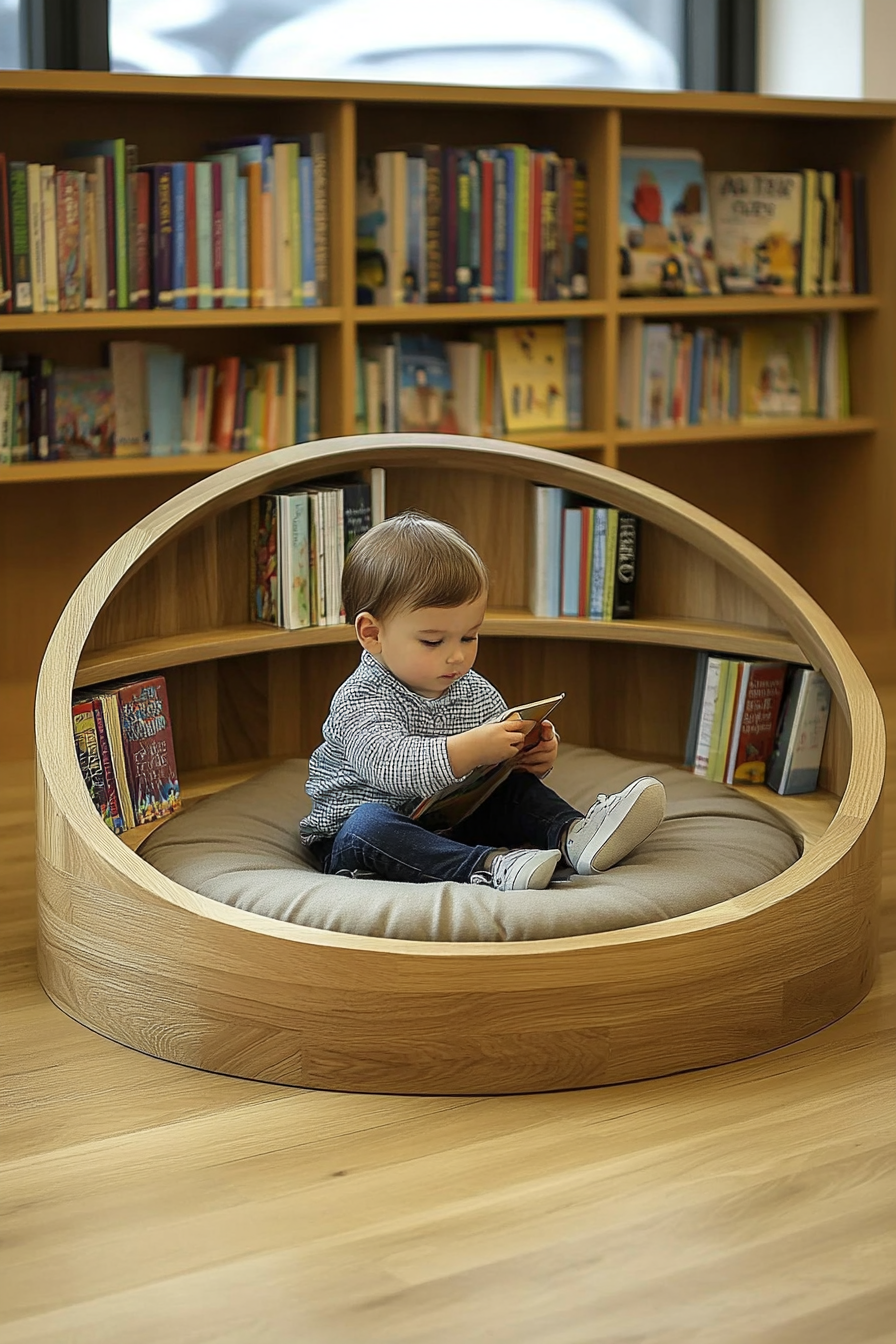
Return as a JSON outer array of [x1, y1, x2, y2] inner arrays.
[[2, 690, 894, 1344]]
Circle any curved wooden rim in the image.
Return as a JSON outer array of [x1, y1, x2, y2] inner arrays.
[[35, 434, 887, 956]]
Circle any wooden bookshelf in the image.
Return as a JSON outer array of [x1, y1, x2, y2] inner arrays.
[[2, 72, 895, 760]]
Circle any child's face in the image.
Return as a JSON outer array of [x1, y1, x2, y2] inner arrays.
[[359, 593, 487, 698]]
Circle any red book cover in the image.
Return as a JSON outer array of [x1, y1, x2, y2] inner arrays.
[[724, 661, 788, 785], [135, 169, 151, 308], [0, 152, 12, 313], [185, 160, 198, 309], [211, 354, 240, 450], [114, 675, 181, 825], [479, 152, 494, 302], [528, 151, 543, 302], [210, 158, 224, 308], [104, 155, 118, 309]]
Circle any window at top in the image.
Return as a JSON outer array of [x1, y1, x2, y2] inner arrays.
[[0, 0, 21, 69], [109, 0, 683, 89]]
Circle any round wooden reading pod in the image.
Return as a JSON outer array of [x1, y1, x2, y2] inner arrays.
[[34, 435, 885, 1095]]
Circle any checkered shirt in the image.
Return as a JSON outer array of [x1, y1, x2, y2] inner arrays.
[[300, 650, 507, 844]]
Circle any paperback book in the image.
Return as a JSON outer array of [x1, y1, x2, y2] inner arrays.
[[619, 148, 719, 297]]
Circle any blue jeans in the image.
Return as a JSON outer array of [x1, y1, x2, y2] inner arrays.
[[313, 772, 582, 885]]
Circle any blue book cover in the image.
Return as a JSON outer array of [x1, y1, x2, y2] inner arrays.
[[171, 162, 187, 310], [146, 348, 184, 455], [561, 507, 582, 617], [406, 156, 426, 302], [298, 154, 316, 305], [235, 174, 249, 308], [530, 485, 562, 619], [195, 160, 213, 310], [394, 333, 457, 432], [296, 342, 319, 442], [589, 507, 608, 619], [618, 147, 719, 297], [565, 318, 583, 430], [206, 152, 238, 308]]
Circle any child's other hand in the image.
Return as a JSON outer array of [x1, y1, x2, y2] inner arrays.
[[513, 720, 558, 777], [448, 719, 535, 777]]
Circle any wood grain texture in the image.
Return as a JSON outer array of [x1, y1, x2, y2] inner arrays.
[[32, 435, 885, 1095], [2, 686, 895, 1340]]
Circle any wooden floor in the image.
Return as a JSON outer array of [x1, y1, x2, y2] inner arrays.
[[2, 692, 894, 1344]]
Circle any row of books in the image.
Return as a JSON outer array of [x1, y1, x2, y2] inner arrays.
[[619, 149, 870, 298], [357, 145, 589, 306], [252, 471, 386, 630], [73, 675, 181, 834], [529, 487, 639, 622], [357, 321, 582, 439], [0, 341, 319, 464], [617, 314, 850, 430], [685, 654, 832, 795], [0, 133, 329, 315]]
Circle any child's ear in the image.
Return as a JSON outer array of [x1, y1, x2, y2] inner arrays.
[[355, 611, 381, 651]]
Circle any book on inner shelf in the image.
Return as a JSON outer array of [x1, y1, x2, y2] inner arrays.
[[72, 673, 180, 834], [686, 656, 789, 785], [766, 667, 833, 795], [251, 469, 386, 631], [529, 485, 639, 622]]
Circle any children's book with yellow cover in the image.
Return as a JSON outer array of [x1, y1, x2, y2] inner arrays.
[[496, 324, 567, 433], [707, 172, 804, 295], [739, 321, 819, 419]]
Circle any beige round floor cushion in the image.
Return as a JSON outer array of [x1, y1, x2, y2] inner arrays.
[[138, 745, 802, 942]]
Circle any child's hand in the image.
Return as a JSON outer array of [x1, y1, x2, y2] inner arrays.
[[513, 720, 558, 777], [447, 719, 535, 777]]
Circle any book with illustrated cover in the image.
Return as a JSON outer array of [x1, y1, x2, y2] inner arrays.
[[395, 334, 458, 432], [707, 171, 803, 295], [52, 366, 115, 458], [411, 693, 566, 832], [72, 697, 124, 833], [723, 660, 788, 785], [496, 324, 567, 433], [739, 321, 818, 418], [111, 675, 181, 826], [619, 147, 719, 297], [252, 494, 281, 625]]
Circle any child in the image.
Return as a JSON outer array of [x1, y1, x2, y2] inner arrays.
[[301, 512, 666, 892]]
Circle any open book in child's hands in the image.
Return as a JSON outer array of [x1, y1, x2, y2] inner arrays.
[[411, 693, 566, 833]]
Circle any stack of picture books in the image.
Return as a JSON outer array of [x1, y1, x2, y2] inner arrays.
[[0, 133, 328, 316], [252, 471, 385, 630], [356, 145, 588, 305], [618, 148, 869, 297], [1, 340, 319, 464], [684, 655, 832, 794], [72, 674, 181, 834], [356, 321, 583, 438], [617, 313, 850, 429], [529, 487, 638, 621]]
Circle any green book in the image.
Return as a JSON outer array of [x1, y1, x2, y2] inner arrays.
[[602, 508, 619, 619], [707, 659, 736, 781]]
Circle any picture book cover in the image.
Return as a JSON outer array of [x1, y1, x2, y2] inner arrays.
[[52, 367, 115, 459], [72, 697, 124, 834], [740, 321, 818, 418], [411, 694, 566, 832], [496, 324, 567, 433], [114, 676, 181, 826], [707, 171, 803, 295], [395, 334, 459, 432], [724, 661, 788, 785], [619, 148, 719, 297], [252, 494, 281, 626]]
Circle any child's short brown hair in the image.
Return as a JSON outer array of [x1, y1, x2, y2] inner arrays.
[[343, 511, 489, 622]]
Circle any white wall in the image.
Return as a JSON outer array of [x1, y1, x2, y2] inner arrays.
[[759, 0, 896, 99], [759, 0, 863, 98]]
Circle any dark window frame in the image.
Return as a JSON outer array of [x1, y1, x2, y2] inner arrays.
[[684, 0, 757, 93], [20, 0, 109, 71]]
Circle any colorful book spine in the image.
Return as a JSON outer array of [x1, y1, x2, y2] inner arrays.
[[210, 159, 224, 308], [171, 161, 187, 309], [184, 159, 198, 309], [9, 161, 32, 313], [310, 131, 329, 307], [298, 152, 316, 305], [195, 159, 213, 309]]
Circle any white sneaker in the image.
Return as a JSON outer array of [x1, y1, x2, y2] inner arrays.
[[564, 777, 666, 874], [472, 848, 562, 891]]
